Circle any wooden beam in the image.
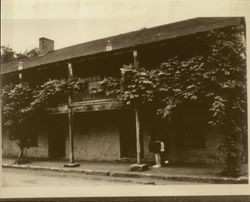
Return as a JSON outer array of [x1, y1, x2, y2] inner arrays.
[[73, 101, 125, 113], [64, 63, 79, 167], [68, 63, 74, 164], [130, 50, 149, 171], [133, 50, 143, 165], [135, 107, 141, 164], [47, 99, 126, 114]]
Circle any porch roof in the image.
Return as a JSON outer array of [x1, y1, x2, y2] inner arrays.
[[1, 17, 243, 75]]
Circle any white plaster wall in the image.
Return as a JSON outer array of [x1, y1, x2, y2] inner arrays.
[[143, 125, 155, 162], [2, 132, 20, 157], [3, 111, 225, 164], [65, 111, 121, 161], [26, 132, 48, 158], [2, 131, 49, 158]]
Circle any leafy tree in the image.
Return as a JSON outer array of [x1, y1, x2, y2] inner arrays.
[[1, 46, 39, 63], [23, 47, 39, 58], [0, 46, 15, 63], [2, 82, 35, 164], [2, 78, 88, 164]]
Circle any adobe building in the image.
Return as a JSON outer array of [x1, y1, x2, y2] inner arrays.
[[1, 17, 247, 165]]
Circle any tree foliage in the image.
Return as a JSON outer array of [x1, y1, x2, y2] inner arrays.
[[2, 78, 88, 164], [1, 46, 39, 63], [0, 46, 15, 63], [2, 82, 34, 132]]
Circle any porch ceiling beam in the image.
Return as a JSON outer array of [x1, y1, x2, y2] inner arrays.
[[1, 33, 199, 76]]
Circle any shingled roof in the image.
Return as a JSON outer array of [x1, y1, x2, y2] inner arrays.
[[1, 17, 244, 75]]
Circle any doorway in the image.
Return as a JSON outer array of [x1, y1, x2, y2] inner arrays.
[[172, 102, 208, 148], [48, 115, 66, 159], [119, 110, 137, 158]]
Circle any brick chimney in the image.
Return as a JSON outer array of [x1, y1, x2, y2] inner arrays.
[[39, 37, 54, 55]]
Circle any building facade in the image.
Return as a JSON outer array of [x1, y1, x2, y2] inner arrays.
[[1, 17, 246, 164]]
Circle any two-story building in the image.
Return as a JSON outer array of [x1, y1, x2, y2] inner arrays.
[[1, 17, 246, 165]]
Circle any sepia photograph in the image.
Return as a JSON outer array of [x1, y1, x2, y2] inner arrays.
[[1, 0, 250, 201]]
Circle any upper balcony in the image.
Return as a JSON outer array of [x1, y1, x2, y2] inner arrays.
[[72, 79, 116, 103], [47, 77, 126, 114]]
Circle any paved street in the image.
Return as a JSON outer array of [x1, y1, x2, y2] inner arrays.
[[2, 168, 204, 186]]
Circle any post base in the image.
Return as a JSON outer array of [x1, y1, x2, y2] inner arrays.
[[64, 163, 80, 168], [130, 163, 149, 172]]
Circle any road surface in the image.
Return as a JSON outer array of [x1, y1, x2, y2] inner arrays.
[[2, 168, 204, 186]]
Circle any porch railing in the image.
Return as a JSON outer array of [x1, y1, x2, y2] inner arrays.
[[72, 80, 117, 103], [52, 80, 117, 106], [72, 89, 116, 102]]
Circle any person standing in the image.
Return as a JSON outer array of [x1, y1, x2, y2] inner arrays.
[[159, 138, 169, 166], [149, 137, 162, 168], [149, 114, 169, 168]]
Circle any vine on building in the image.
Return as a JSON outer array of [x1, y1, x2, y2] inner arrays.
[[99, 26, 247, 177]]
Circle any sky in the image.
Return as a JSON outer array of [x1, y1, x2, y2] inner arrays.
[[1, 0, 250, 53]]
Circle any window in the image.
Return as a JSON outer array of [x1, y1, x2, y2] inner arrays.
[[27, 133, 38, 147]]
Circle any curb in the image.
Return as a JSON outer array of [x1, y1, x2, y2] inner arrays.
[[3, 164, 110, 176], [139, 173, 248, 184], [110, 172, 142, 178], [3, 163, 248, 184]]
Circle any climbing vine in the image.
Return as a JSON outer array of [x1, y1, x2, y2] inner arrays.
[[99, 26, 247, 177]]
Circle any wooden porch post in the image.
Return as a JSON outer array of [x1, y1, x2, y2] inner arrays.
[[64, 63, 80, 167], [130, 50, 149, 171], [135, 107, 141, 164]]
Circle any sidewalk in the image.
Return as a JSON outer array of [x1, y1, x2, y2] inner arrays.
[[2, 157, 248, 184]]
